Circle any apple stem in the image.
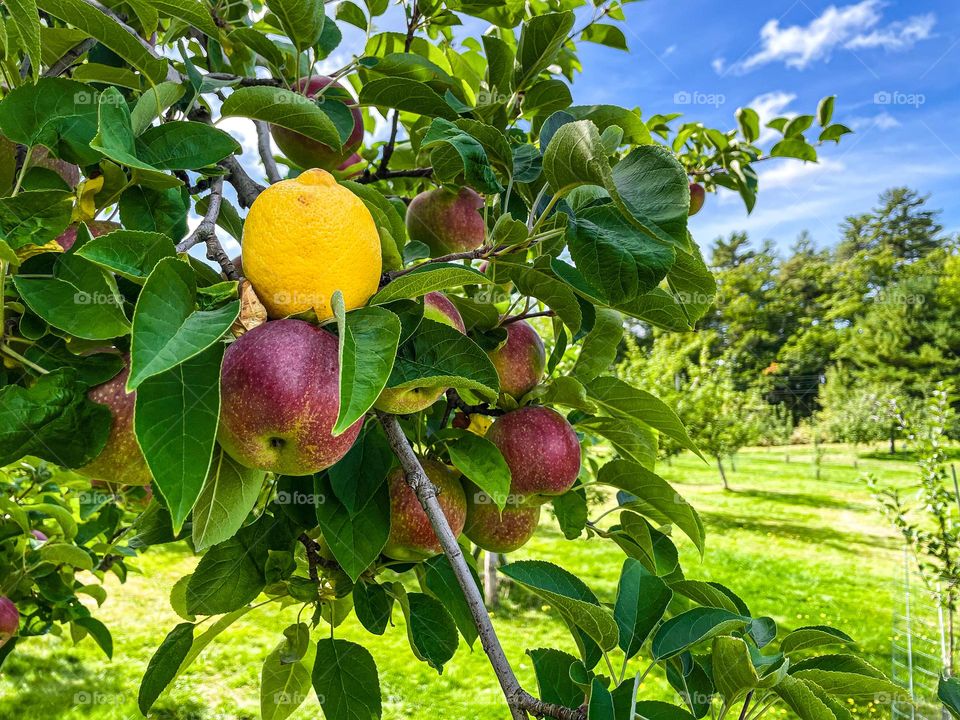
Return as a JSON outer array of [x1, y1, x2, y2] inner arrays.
[[377, 411, 586, 720]]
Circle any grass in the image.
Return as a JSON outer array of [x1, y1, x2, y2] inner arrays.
[[0, 443, 921, 720]]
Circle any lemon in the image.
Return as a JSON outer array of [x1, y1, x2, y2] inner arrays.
[[242, 168, 381, 320]]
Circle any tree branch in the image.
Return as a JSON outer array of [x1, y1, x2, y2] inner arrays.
[[377, 412, 585, 720], [355, 166, 434, 185], [44, 38, 98, 78], [203, 72, 286, 87], [502, 310, 555, 325], [254, 120, 282, 185], [219, 155, 265, 208], [176, 177, 238, 280], [375, 5, 421, 177]]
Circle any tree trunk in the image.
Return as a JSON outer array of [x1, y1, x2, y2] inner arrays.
[[717, 456, 729, 490], [890, 422, 896, 454], [484, 551, 499, 608], [729, 454, 736, 472]]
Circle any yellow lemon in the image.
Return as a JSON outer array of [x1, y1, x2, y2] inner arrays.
[[242, 168, 381, 320]]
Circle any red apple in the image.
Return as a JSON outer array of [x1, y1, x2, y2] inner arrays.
[[271, 76, 364, 170], [487, 320, 545, 399], [406, 187, 485, 257], [0, 597, 18, 648], [382, 458, 466, 561], [374, 294, 465, 414], [81, 362, 153, 486], [689, 182, 705, 216], [486, 406, 581, 500], [218, 319, 363, 475], [463, 485, 541, 553]]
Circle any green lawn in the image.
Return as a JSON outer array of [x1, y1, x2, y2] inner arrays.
[[0, 444, 919, 720]]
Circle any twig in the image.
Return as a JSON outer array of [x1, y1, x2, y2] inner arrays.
[[254, 121, 282, 184], [377, 412, 585, 720], [501, 310, 555, 325], [203, 73, 286, 87], [375, 5, 420, 177], [355, 167, 433, 185], [44, 38, 98, 77], [176, 178, 238, 279], [219, 155, 265, 208]]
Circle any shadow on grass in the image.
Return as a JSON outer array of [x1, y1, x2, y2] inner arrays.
[[696, 509, 898, 554], [860, 448, 960, 462], [731, 488, 868, 512], [0, 647, 213, 720]]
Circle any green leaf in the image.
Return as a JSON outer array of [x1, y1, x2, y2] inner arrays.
[[735, 108, 760, 143], [128, 257, 239, 389], [365, 52, 456, 86], [267, 0, 324, 51], [397, 591, 459, 672], [773, 675, 839, 720], [522, 79, 573, 117], [588, 676, 616, 719], [73, 616, 112, 659], [422, 555, 481, 648], [553, 487, 587, 539], [670, 581, 749, 616], [635, 701, 698, 720], [151, 0, 220, 38], [566, 104, 651, 146], [75, 229, 176, 282], [0, 369, 104, 468], [614, 558, 673, 659], [39, 541, 94, 570], [587, 376, 701, 457], [37, 0, 169, 84], [359, 77, 458, 120], [770, 138, 816, 162], [312, 639, 382, 720], [576, 416, 657, 470], [500, 560, 619, 652], [119, 185, 189, 241], [581, 24, 627, 50], [90, 87, 160, 174], [527, 648, 585, 710], [6, 0, 41, 80], [819, 124, 852, 143], [371, 263, 491, 304], [497, 258, 583, 333], [138, 622, 194, 714], [221, 86, 343, 152], [569, 205, 676, 305], [13, 255, 131, 341], [597, 460, 704, 552], [542, 119, 611, 197], [712, 636, 760, 703], [135, 343, 224, 533], [261, 642, 311, 720], [940, 676, 960, 720], [332, 293, 401, 435], [530, 376, 597, 414], [651, 608, 750, 660], [136, 121, 241, 170], [0, 189, 73, 249], [446, 433, 511, 511], [790, 655, 900, 700], [514, 12, 575, 90], [131, 82, 186, 135], [482, 34, 514, 95], [421, 118, 504, 193], [192, 447, 265, 552], [313, 424, 393, 582], [228, 28, 286, 70], [781, 626, 855, 655], [388, 318, 500, 400]]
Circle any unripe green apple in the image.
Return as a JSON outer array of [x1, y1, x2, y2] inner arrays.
[[81, 362, 153, 486], [382, 458, 467, 561], [56, 220, 121, 251], [487, 320, 545, 399], [463, 483, 541, 553], [406, 187, 485, 257], [689, 182, 705, 216], [374, 294, 465, 414], [271, 77, 364, 170], [0, 597, 19, 648], [218, 319, 363, 475], [487, 406, 581, 500]]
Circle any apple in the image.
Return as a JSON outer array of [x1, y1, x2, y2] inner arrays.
[[463, 484, 541, 553], [30, 529, 47, 542], [689, 182, 705, 216], [406, 187, 485, 257], [487, 320, 545, 399], [271, 76, 364, 170], [382, 457, 466, 561], [56, 220, 121, 251], [374, 294, 465, 414], [0, 597, 18, 648], [218, 319, 363, 475], [486, 406, 581, 500], [81, 362, 153, 486]]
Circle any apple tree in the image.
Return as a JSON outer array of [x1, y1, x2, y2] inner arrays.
[[0, 0, 889, 719]]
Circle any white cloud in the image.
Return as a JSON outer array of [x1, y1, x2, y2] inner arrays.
[[759, 157, 845, 189], [717, 0, 935, 74], [848, 111, 901, 131], [748, 90, 797, 144]]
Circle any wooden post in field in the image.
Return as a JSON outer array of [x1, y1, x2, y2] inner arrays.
[[485, 551, 499, 608]]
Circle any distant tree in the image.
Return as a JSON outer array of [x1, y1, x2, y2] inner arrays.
[[815, 366, 890, 450]]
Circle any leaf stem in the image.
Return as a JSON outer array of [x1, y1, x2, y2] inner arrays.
[[0, 344, 49, 375]]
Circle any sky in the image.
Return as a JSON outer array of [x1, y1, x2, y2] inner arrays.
[[212, 0, 960, 260]]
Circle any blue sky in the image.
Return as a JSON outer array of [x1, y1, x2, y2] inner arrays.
[[569, 0, 960, 253], [215, 0, 960, 261]]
